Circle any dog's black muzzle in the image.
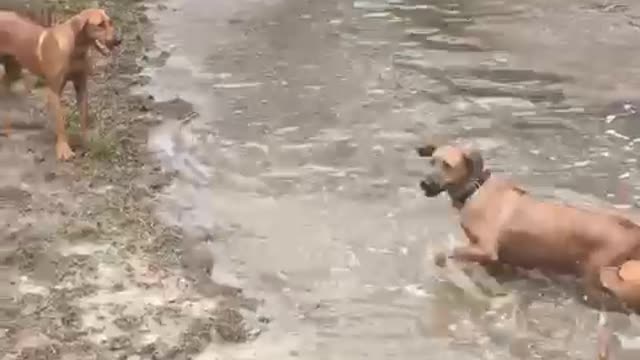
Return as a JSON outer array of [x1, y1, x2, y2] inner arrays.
[[420, 171, 446, 197]]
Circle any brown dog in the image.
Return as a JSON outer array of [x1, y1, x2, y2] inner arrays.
[[0, 8, 120, 160], [417, 142, 640, 310]]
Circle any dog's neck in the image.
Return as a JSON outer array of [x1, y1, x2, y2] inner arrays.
[[448, 170, 491, 209]]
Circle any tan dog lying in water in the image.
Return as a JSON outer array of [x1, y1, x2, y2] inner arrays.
[[417, 142, 640, 311], [0, 8, 121, 160]]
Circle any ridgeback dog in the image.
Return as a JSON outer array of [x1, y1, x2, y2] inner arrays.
[[0, 8, 121, 160], [416, 142, 640, 311]]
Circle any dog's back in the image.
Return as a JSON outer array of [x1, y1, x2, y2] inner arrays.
[[0, 0, 58, 27], [0, 0, 57, 57], [0, 11, 35, 45], [0, 11, 44, 77], [463, 176, 640, 274]]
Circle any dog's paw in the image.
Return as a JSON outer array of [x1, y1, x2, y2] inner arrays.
[[56, 141, 75, 161]]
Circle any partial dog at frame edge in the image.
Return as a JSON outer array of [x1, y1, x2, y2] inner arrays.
[[416, 141, 640, 313], [0, 8, 121, 160]]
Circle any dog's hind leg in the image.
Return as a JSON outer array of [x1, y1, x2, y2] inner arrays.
[[0, 55, 21, 137], [1, 55, 22, 91]]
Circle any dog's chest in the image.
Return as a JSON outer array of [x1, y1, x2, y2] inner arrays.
[[68, 51, 90, 74], [458, 187, 517, 242]]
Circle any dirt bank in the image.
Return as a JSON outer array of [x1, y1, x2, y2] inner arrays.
[[0, 1, 262, 359]]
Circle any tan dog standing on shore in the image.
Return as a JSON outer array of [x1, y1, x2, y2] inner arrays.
[[0, 8, 121, 160], [417, 142, 640, 311]]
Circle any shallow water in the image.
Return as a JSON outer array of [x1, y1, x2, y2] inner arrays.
[[141, 0, 640, 358]]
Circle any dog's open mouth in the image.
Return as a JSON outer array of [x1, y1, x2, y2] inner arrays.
[[94, 40, 111, 56]]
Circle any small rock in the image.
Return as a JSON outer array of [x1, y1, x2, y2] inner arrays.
[[214, 307, 247, 343], [114, 315, 142, 331], [106, 335, 132, 351]]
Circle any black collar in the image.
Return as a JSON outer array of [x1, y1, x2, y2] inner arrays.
[[448, 170, 491, 207]]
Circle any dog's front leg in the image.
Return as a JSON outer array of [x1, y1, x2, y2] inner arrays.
[[47, 87, 75, 161], [583, 270, 625, 312], [450, 245, 498, 265], [72, 75, 88, 143], [600, 265, 640, 311]]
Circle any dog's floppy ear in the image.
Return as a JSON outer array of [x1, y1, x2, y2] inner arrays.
[[416, 144, 437, 157], [463, 149, 484, 176], [416, 136, 447, 157], [70, 9, 105, 33]]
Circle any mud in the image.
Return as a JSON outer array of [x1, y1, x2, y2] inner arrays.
[[0, 0, 258, 359]]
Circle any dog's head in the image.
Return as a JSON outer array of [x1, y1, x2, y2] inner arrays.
[[71, 9, 121, 56], [416, 143, 485, 198]]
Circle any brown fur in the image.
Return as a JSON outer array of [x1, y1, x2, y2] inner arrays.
[[418, 143, 640, 311], [0, 8, 120, 160]]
